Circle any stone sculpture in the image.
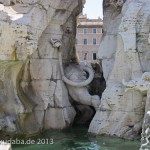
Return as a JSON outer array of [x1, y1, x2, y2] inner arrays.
[[0, 0, 100, 136], [89, 0, 150, 141], [50, 38, 100, 110], [0, 0, 149, 148], [0, 0, 83, 134], [64, 64, 101, 110]]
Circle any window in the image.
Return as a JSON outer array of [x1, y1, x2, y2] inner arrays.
[[93, 28, 97, 33], [93, 53, 97, 60], [93, 38, 96, 45], [84, 53, 88, 60], [83, 28, 88, 34], [83, 39, 87, 45]]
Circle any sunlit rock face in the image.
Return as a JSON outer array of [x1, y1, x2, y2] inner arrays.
[[0, 0, 82, 134], [89, 0, 150, 141], [0, 142, 11, 150]]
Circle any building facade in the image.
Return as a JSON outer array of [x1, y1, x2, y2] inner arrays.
[[76, 14, 103, 63]]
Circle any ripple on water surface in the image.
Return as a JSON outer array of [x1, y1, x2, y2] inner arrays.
[[13, 126, 140, 150]]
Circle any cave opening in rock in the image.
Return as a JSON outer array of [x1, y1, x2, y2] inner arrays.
[[72, 62, 106, 126], [72, 0, 105, 127], [73, 103, 96, 127], [89, 63, 106, 98]]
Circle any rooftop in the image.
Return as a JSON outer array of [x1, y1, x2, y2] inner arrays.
[[77, 14, 103, 27]]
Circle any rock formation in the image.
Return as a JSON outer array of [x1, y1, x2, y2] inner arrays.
[[0, 0, 84, 135], [0, 142, 11, 150], [0, 0, 101, 136], [0, 0, 150, 148], [89, 0, 150, 143]]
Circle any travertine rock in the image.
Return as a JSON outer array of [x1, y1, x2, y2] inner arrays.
[[0, 0, 83, 134], [0, 142, 11, 150], [44, 107, 76, 129], [1, 0, 150, 147], [89, 0, 150, 140], [50, 38, 101, 110], [64, 64, 101, 110]]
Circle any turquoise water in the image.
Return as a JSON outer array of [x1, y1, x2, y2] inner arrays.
[[13, 127, 140, 150]]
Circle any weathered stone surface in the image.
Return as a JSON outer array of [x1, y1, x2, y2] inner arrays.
[[64, 64, 101, 110], [0, 0, 83, 134], [54, 80, 71, 108], [19, 110, 45, 135], [89, 0, 150, 141], [0, 142, 11, 150], [44, 107, 76, 130], [30, 59, 61, 80], [0, 61, 25, 133]]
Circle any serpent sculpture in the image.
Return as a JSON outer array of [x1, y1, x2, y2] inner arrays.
[[50, 39, 101, 110]]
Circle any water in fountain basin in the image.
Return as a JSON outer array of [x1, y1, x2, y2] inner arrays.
[[12, 126, 140, 150]]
